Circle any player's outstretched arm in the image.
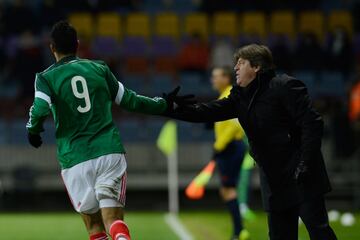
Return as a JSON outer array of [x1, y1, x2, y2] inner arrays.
[[118, 86, 168, 114], [105, 65, 193, 115]]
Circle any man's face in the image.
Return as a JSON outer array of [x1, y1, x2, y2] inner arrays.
[[234, 58, 260, 87], [211, 68, 230, 92]]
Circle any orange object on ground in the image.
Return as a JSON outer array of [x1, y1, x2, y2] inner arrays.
[[185, 160, 216, 200]]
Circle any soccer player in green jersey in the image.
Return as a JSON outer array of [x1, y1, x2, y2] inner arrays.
[[26, 21, 192, 240]]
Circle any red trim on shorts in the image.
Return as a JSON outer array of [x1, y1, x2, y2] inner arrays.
[[118, 172, 127, 206]]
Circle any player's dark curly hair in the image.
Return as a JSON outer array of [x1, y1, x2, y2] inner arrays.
[[50, 21, 78, 55]]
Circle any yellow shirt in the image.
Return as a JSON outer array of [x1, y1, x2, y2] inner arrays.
[[214, 86, 245, 152]]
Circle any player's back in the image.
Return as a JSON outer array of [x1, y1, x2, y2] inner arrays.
[[39, 56, 124, 169]]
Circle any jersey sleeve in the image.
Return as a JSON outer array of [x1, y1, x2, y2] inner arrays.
[[119, 87, 167, 114], [104, 65, 120, 101], [26, 74, 52, 134]]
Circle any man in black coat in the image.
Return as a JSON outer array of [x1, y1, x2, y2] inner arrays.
[[166, 44, 337, 240]]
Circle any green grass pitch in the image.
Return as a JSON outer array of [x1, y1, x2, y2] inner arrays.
[[0, 211, 358, 239]]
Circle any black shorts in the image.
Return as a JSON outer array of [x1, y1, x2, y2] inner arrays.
[[215, 140, 246, 187]]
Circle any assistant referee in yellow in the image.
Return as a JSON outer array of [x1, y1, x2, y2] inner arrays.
[[211, 66, 250, 240]]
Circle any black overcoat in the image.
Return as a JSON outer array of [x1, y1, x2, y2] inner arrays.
[[170, 70, 331, 211]]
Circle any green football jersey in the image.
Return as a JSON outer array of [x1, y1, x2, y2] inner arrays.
[[27, 56, 167, 169]]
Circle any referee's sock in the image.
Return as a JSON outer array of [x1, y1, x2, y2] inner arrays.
[[109, 220, 131, 240], [89, 232, 108, 240], [226, 198, 243, 237]]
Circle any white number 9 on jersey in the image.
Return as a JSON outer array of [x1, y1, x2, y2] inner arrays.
[[71, 76, 91, 113]]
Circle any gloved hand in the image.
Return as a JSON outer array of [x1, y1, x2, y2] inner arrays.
[[294, 160, 308, 183], [163, 86, 197, 113], [28, 132, 42, 148]]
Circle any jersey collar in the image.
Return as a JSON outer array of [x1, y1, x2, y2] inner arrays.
[[56, 55, 78, 66]]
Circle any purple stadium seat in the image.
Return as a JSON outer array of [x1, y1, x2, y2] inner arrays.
[[92, 37, 120, 58], [122, 37, 149, 57], [152, 37, 178, 57]]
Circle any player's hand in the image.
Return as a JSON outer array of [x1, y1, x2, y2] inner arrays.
[[163, 86, 197, 112], [27, 132, 42, 148], [294, 160, 308, 183]]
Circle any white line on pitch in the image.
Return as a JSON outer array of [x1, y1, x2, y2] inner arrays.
[[164, 213, 193, 240]]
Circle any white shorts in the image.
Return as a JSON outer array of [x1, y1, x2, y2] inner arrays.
[[61, 153, 127, 214]]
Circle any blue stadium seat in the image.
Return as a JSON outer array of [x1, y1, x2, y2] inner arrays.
[[92, 37, 120, 58], [117, 120, 142, 142], [170, 0, 197, 13], [42, 120, 56, 144], [318, 71, 345, 98], [121, 37, 149, 57], [143, 120, 166, 140], [0, 120, 7, 144], [9, 120, 28, 145], [179, 73, 204, 94], [178, 122, 214, 142], [148, 74, 175, 96], [293, 71, 317, 98], [121, 74, 147, 93], [142, 0, 166, 13]]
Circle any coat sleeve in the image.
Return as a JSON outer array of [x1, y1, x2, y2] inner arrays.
[[166, 89, 239, 123], [283, 79, 324, 166]]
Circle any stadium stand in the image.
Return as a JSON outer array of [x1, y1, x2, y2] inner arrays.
[[0, 1, 358, 201]]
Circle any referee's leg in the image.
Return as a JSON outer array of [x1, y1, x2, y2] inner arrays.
[[267, 206, 299, 240], [299, 195, 337, 240]]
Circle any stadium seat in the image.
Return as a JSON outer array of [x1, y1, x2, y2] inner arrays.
[[153, 37, 178, 73], [96, 12, 122, 40], [69, 12, 94, 39], [9, 120, 28, 145], [170, 0, 197, 13], [122, 37, 149, 73], [0, 120, 6, 144], [240, 12, 267, 39], [212, 12, 238, 38], [270, 10, 295, 39], [293, 71, 317, 97], [142, 0, 166, 13], [154, 13, 180, 39], [179, 73, 204, 94], [328, 10, 353, 36], [121, 74, 147, 93], [148, 74, 175, 95], [184, 13, 209, 39], [298, 11, 324, 41], [125, 13, 151, 39], [42, 121, 56, 144], [318, 71, 345, 98], [122, 37, 149, 57], [117, 120, 143, 142], [92, 37, 120, 58]]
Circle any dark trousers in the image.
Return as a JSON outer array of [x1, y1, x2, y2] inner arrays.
[[267, 195, 337, 240]]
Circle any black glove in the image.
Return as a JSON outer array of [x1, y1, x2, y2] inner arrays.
[[28, 132, 42, 148], [294, 160, 308, 183], [163, 86, 197, 113]]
